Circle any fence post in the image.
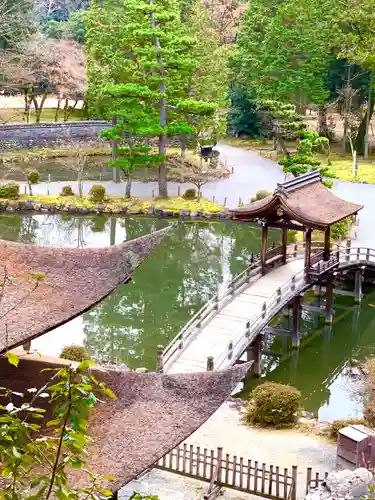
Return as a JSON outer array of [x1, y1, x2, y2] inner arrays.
[[178, 185, 181, 197], [245, 320, 250, 338], [156, 345, 164, 373], [228, 341, 233, 360], [206, 356, 214, 371], [291, 276, 296, 291], [261, 302, 266, 319], [291, 466, 298, 500], [277, 287, 282, 304], [223, 196, 227, 207], [217, 447, 223, 483], [357, 247, 361, 261], [346, 239, 351, 262], [367, 248, 370, 261], [293, 243, 298, 258], [152, 189, 155, 198], [306, 468, 312, 494]]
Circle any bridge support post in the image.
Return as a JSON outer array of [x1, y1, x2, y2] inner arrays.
[[292, 295, 301, 348], [354, 269, 363, 303], [282, 226, 288, 264], [304, 228, 312, 270], [251, 334, 262, 377], [324, 226, 331, 261], [325, 274, 334, 324], [261, 223, 268, 275]]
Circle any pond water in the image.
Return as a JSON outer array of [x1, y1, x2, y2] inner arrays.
[[2, 213, 375, 422]]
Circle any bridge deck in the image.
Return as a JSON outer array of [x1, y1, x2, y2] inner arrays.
[[165, 259, 304, 373]]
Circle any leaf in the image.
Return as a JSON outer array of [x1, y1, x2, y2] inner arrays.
[[76, 360, 95, 373], [101, 386, 116, 399], [104, 475, 115, 481], [7, 351, 19, 367]]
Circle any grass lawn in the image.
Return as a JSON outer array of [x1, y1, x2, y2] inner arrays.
[[328, 157, 375, 184], [1, 194, 223, 215], [0, 107, 85, 124]]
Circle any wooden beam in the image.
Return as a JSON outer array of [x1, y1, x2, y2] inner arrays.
[[324, 226, 330, 261], [282, 227, 288, 264], [304, 229, 312, 270], [261, 223, 268, 274]]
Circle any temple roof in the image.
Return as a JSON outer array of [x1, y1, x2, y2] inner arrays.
[[0, 355, 250, 493], [0, 226, 170, 353], [231, 170, 363, 229]]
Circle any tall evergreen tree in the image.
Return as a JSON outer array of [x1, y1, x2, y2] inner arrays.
[[86, 0, 216, 197]]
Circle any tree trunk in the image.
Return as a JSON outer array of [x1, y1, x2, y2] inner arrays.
[[355, 99, 374, 157], [111, 117, 120, 183], [317, 105, 329, 137], [364, 73, 374, 160], [33, 94, 47, 123], [24, 89, 32, 123], [341, 64, 352, 157], [125, 175, 132, 198], [65, 99, 78, 121], [55, 95, 62, 122]]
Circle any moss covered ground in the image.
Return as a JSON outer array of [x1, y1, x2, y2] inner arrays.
[[0, 194, 224, 215]]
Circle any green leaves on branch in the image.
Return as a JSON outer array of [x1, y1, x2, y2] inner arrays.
[[102, 84, 161, 101], [176, 100, 217, 115]]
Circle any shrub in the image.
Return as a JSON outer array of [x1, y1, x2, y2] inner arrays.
[[60, 344, 91, 362], [250, 189, 271, 202], [244, 382, 301, 427], [0, 182, 20, 199], [60, 185, 74, 196], [89, 184, 106, 203], [331, 217, 351, 240], [326, 418, 366, 440], [27, 170, 40, 184], [364, 402, 375, 427], [182, 188, 197, 200]]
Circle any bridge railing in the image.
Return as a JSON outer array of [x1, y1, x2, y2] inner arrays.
[[215, 267, 307, 369], [163, 240, 325, 369]]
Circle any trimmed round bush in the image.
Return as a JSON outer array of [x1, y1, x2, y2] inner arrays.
[[182, 188, 197, 200], [326, 418, 366, 440], [0, 182, 20, 199], [250, 189, 271, 202], [89, 184, 106, 203], [27, 170, 40, 185], [245, 382, 301, 427], [60, 185, 74, 197], [364, 402, 375, 427], [60, 345, 91, 362]]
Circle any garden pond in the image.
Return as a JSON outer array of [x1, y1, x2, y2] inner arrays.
[[2, 213, 375, 422]]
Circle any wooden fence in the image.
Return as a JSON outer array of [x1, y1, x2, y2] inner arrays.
[[155, 444, 297, 500]]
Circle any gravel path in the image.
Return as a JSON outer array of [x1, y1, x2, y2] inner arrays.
[[122, 401, 336, 500]]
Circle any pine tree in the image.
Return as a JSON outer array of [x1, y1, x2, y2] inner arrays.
[[86, 0, 217, 197]]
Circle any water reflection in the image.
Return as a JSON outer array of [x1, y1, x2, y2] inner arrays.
[[0, 214, 274, 369]]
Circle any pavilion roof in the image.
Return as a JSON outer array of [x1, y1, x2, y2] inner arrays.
[[231, 171, 363, 229], [0, 226, 170, 353], [0, 355, 250, 493]]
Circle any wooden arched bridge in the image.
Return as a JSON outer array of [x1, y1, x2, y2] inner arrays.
[[162, 171, 368, 375]]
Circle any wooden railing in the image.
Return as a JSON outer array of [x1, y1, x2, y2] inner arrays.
[[156, 443, 297, 500], [163, 241, 325, 369], [214, 244, 375, 369]]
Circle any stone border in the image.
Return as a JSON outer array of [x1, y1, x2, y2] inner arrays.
[[0, 199, 232, 221]]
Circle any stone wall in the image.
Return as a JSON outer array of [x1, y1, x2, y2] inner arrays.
[[0, 121, 110, 151]]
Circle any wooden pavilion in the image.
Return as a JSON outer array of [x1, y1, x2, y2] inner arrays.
[[231, 170, 363, 277]]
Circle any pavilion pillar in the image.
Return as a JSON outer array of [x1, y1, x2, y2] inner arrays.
[[282, 226, 288, 264], [261, 223, 268, 274], [292, 295, 301, 348], [324, 226, 331, 261], [325, 274, 334, 324], [304, 228, 312, 271]]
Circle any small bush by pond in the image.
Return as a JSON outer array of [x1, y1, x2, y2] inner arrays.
[[27, 170, 40, 184], [0, 182, 20, 199], [60, 344, 91, 362], [325, 418, 366, 440], [244, 382, 301, 427], [89, 184, 106, 203], [60, 185, 75, 196], [182, 188, 197, 200], [250, 189, 272, 203]]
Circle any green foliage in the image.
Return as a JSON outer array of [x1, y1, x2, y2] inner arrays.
[[129, 494, 159, 500], [89, 184, 106, 203], [250, 190, 271, 202], [182, 188, 197, 200], [326, 418, 366, 439], [27, 170, 41, 185], [227, 86, 261, 137], [245, 382, 301, 427], [0, 359, 116, 498], [60, 344, 91, 362], [60, 185, 75, 196], [331, 217, 351, 240], [85, 0, 217, 197], [258, 101, 306, 145], [0, 182, 20, 199], [41, 11, 85, 43]]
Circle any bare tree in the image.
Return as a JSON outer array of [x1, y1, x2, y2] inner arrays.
[[0, 35, 85, 122]]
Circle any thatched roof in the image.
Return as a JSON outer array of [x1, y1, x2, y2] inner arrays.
[[231, 170, 362, 229], [0, 227, 170, 353], [0, 355, 250, 493]]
